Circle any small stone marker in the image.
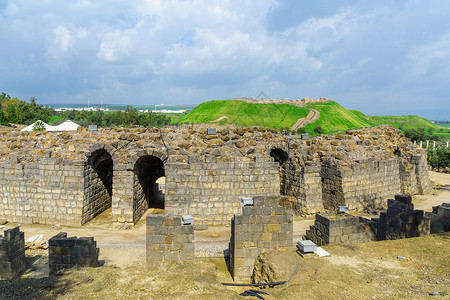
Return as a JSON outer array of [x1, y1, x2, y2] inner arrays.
[[297, 240, 317, 253], [241, 197, 253, 206], [301, 133, 309, 140], [88, 125, 98, 131], [207, 128, 216, 135], [182, 215, 194, 225], [338, 206, 349, 213]]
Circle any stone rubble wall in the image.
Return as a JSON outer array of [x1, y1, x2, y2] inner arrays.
[[146, 215, 194, 268], [0, 157, 85, 226], [305, 213, 376, 246], [229, 195, 293, 282], [320, 163, 345, 210], [412, 150, 431, 194], [0, 226, 26, 280], [111, 163, 135, 225], [280, 161, 323, 214], [48, 232, 99, 275], [164, 160, 280, 225], [83, 161, 112, 224], [425, 203, 450, 233], [342, 158, 400, 210], [376, 195, 430, 240], [0, 125, 433, 227]]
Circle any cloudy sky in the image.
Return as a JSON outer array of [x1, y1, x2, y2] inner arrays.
[[1, 1, 449, 119]]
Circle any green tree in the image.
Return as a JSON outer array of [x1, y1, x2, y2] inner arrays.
[[32, 120, 46, 131]]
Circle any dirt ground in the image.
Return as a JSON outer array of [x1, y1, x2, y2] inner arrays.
[[0, 171, 449, 299]]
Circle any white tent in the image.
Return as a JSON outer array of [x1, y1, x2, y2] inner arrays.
[[21, 120, 80, 132], [51, 120, 80, 131], [21, 120, 53, 132]]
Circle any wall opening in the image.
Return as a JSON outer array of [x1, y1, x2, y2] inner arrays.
[[270, 148, 290, 196], [84, 149, 113, 224], [270, 148, 289, 165], [133, 155, 165, 223]]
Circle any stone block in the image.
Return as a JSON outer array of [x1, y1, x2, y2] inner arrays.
[[297, 240, 317, 253]]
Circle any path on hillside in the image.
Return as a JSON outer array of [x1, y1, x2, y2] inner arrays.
[[232, 97, 323, 130], [291, 108, 320, 131]]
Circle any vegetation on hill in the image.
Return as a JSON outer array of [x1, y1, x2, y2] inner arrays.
[[177, 100, 309, 128], [177, 99, 449, 141], [0, 93, 54, 125], [59, 106, 171, 127], [301, 101, 373, 134], [0, 92, 171, 128]]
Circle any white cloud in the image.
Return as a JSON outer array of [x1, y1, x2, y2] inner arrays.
[[0, 0, 449, 119], [53, 26, 74, 53], [408, 33, 450, 74]]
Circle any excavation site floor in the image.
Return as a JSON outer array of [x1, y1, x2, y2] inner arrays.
[[0, 171, 449, 299]]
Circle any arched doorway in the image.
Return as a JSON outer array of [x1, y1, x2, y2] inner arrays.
[[270, 148, 289, 165], [270, 148, 290, 196], [133, 155, 165, 223], [84, 149, 113, 224]]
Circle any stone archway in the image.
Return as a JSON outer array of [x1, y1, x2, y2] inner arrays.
[[270, 148, 290, 196], [270, 148, 289, 165], [133, 155, 165, 223], [83, 148, 113, 224]]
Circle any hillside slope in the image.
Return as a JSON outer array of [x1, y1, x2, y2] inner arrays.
[[177, 100, 309, 128], [177, 99, 448, 137], [302, 101, 373, 133]]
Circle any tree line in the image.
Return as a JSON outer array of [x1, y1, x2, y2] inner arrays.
[[0, 93, 171, 127], [0, 93, 54, 125]]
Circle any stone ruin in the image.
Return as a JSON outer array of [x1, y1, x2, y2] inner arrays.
[[229, 195, 293, 282], [146, 215, 194, 268], [306, 195, 436, 246], [48, 232, 99, 275], [0, 124, 431, 228], [426, 203, 450, 233], [0, 226, 26, 280]]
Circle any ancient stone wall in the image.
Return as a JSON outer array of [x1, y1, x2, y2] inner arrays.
[[320, 163, 344, 210], [146, 215, 194, 268], [342, 158, 400, 210], [229, 195, 293, 282], [0, 226, 26, 280], [48, 232, 99, 275], [279, 161, 323, 214], [412, 150, 431, 194], [164, 160, 280, 225], [305, 213, 375, 246], [111, 163, 134, 225], [0, 157, 85, 226], [0, 125, 433, 227], [425, 203, 450, 233], [83, 148, 113, 224], [377, 195, 430, 240]]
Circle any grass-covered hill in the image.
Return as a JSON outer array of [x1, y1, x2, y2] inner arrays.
[[177, 100, 309, 128], [301, 101, 373, 133], [177, 99, 449, 138]]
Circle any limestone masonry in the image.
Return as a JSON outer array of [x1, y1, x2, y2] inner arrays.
[[0, 124, 431, 226], [48, 232, 99, 275], [0, 226, 26, 280]]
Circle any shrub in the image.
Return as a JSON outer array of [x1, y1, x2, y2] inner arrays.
[[32, 120, 46, 131], [428, 146, 450, 169], [314, 126, 323, 134]]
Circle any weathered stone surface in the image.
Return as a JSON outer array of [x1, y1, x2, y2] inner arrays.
[[0, 124, 431, 227], [229, 195, 293, 282], [48, 232, 99, 275], [0, 226, 26, 280]]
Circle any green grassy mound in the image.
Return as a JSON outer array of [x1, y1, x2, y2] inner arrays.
[[177, 100, 309, 128], [302, 101, 373, 134], [176, 99, 448, 139]]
